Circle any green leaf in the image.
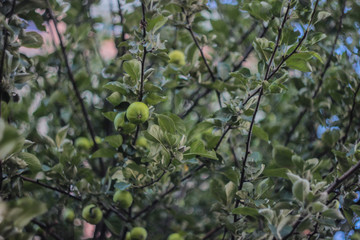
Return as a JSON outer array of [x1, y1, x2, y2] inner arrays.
[[147, 15, 168, 32], [123, 59, 141, 82], [292, 179, 310, 202], [18, 152, 42, 173], [103, 82, 129, 95], [285, 56, 312, 72], [157, 114, 176, 134], [91, 148, 117, 159], [105, 135, 123, 148], [322, 209, 344, 220], [272, 145, 294, 169], [232, 207, 259, 217], [184, 140, 218, 160], [253, 125, 269, 142], [144, 92, 167, 105], [210, 178, 227, 205], [350, 205, 360, 216], [106, 92, 122, 106], [263, 168, 289, 179], [10, 197, 47, 228], [21, 31, 43, 48], [55, 125, 69, 148]]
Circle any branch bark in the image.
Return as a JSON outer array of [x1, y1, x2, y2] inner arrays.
[[45, 0, 105, 175], [184, 11, 222, 108], [133, 2, 148, 145], [20, 175, 82, 201]]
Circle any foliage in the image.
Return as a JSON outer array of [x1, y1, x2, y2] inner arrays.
[[0, 0, 360, 239]]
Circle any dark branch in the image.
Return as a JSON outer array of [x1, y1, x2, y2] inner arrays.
[[133, 2, 148, 145], [282, 215, 304, 240], [266, 0, 321, 81], [21, 175, 82, 201], [203, 226, 223, 240], [0, 0, 16, 118], [184, 11, 222, 108], [32, 219, 63, 240], [325, 160, 360, 194], [45, 0, 105, 175], [342, 82, 360, 143], [285, 0, 346, 145], [179, 22, 270, 119], [234, 1, 292, 226]]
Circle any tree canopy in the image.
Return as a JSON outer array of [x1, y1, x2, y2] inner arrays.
[[0, 0, 360, 239]]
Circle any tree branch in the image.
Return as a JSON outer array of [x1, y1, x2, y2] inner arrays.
[[285, 0, 346, 145], [0, 0, 15, 118], [266, 0, 321, 81], [45, 0, 105, 175], [184, 11, 222, 108], [116, 0, 126, 57], [20, 175, 82, 201], [179, 22, 270, 119], [133, 2, 148, 145], [203, 226, 223, 240], [342, 82, 360, 143], [325, 160, 360, 194], [32, 219, 63, 240], [233, 1, 292, 227]]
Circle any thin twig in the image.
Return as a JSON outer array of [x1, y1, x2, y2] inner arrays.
[[203, 226, 223, 240], [179, 22, 270, 119], [184, 11, 222, 108], [32, 219, 63, 240], [282, 215, 304, 240], [116, 0, 126, 56], [20, 175, 82, 201], [325, 160, 360, 194], [133, 2, 148, 145], [285, 0, 346, 145], [342, 82, 360, 143], [214, 125, 231, 151], [132, 164, 206, 220], [0, 0, 16, 118], [266, 0, 321, 81], [233, 1, 292, 227], [45, 0, 105, 175]]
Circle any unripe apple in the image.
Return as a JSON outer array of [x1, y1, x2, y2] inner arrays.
[[126, 102, 149, 124], [113, 190, 133, 209], [82, 204, 103, 225], [75, 137, 93, 149], [126, 232, 131, 240], [169, 50, 185, 66], [63, 208, 75, 222], [114, 112, 137, 133], [168, 233, 184, 240], [135, 136, 148, 148], [130, 227, 147, 240]]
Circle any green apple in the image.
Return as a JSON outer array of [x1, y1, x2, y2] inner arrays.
[[113, 190, 133, 209], [114, 112, 137, 133], [169, 50, 185, 66], [75, 137, 93, 149], [95, 136, 102, 144], [62, 208, 75, 222], [82, 204, 103, 224], [130, 227, 147, 240], [126, 102, 149, 124], [167, 233, 184, 240], [135, 136, 148, 148], [126, 232, 131, 240]]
